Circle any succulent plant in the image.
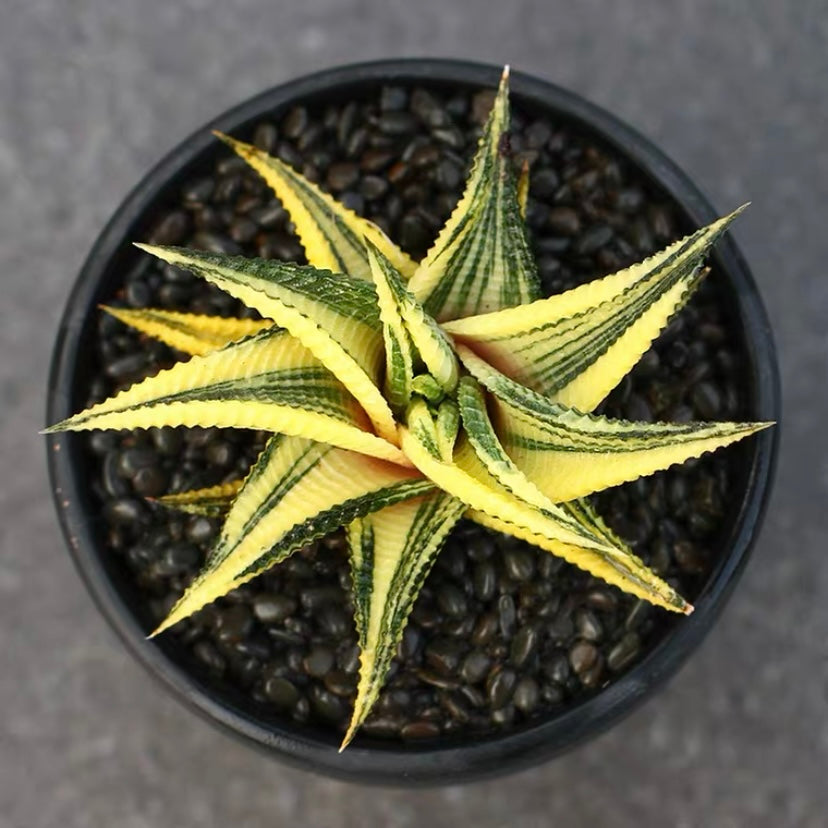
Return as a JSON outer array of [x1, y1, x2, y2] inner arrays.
[[47, 68, 771, 748]]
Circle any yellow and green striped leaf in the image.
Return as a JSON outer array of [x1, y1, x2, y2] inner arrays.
[[46, 327, 407, 465], [154, 480, 242, 516], [457, 375, 560, 511], [469, 506, 691, 614], [153, 435, 433, 635], [401, 423, 611, 553], [216, 132, 416, 280], [366, 240, 458, 395], [516, 159, 530, 220], [407, 67, 541, 321], [444, 209, 743, 410], [366, 240, 416, 413], [134, 244, 398, 444], [343, 491, 465, 748], [102, 305, 273, 356], [459, 345, 771, 503]]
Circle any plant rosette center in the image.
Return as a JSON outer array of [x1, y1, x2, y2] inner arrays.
[[47, 68, 772, 749]]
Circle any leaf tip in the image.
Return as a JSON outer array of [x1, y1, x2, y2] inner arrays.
[[133, 242, 180, 267], [213, 130, 258, 161], [339, 725, 358, 752]]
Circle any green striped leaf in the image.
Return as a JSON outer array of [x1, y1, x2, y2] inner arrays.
[[516, 158, 530, 220], [411, 373, 445, 404], [135, 244, 398, 444], [435, 399, 460, 462], [444, 209, 743, 410], [401, 424, 611, 552], [366, 240, 416, 413], [155, 480, 242, 516], [459, 344, 771, 503], [153, 435, 433, 635], [343, 491, 465, 748], [216, 132, 416, 280], [468, 505, 691, 613], [405, 398, 444, 461], [46, 327, 407, 465], [407, 67, 541, 321], [457, 375, 561, 511], [366, 240, 458, 394], [102, 306, 273, 356]]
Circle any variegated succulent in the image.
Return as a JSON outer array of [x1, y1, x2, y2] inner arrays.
[[47, 68, 771, 748]]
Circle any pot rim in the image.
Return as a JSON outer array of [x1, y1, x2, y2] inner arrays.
[[46, 58, 780, 786]]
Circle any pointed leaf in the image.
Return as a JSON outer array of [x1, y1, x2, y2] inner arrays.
[[459, 345, 771, 502], [366, 240, 416, 412], [407, 67, 541, 321], [435, 399, 460, 462], [135, 244, 398, 443], [153, 435, 432, 635], [366, 240, 458, 393], [400, 425, 611, 553], [516, 159, 530, 220], [444, 209, 743, 409], [102, 306, 272, 356], [411, 373, 445, 404], [457, 375, 559, 511], [468, 507, 691, 613], [217, 132, 416, 280], [46, 327, 407, 465], [155, 480, 242, 516], [343, 491, 465, 747]]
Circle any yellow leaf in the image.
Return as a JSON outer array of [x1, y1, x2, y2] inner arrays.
[[216, 132, 416, 280], [443, 209, 744, 410], [46, 327, 408, 465], [407, 67, 541, 320], [458, 344, 772, 503], [342, 491, 464, 748], [102, 306, 272, 356], [135, 244, 399, 445], [153, 436, 431, 635], [154, 480, 242, 516]]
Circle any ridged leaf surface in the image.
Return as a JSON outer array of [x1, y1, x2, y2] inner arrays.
[[217, 133, 416, 280], [153, 435, 432, 635], [459, 345, 770, 502], [102, 306, 272, 356], [47, 328, 406, 464], [444, 210, 743, 410], [155, 480, 242, 516], [135, 244, 398, 443], [407, 68, 541, 321], [343, 491, 465, 748]]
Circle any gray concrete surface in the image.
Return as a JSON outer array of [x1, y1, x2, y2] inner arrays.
[[2, 1, 826, 826]]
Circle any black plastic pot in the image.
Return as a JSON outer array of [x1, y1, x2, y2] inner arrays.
[[46, 59, 780, 785]]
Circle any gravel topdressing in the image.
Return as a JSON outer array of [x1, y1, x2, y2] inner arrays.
[[79, 81, 748, 744]]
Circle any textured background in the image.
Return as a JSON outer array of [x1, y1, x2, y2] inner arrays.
[[2, 1, 826, 826]]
